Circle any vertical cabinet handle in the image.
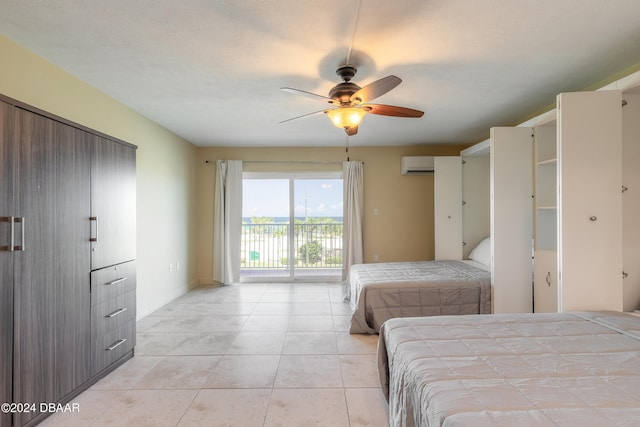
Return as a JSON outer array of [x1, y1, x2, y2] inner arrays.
[[545, 272, 551, 286], [90, 216, 98, 242], [10, 217, 15, 252], [2, 217, 25, 252], [1, 217, 14, 252], [19, 217, 24, 251], [13, 217, 25, 251]]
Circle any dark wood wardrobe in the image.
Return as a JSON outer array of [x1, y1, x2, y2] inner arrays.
[[0, 95, 136, 427]]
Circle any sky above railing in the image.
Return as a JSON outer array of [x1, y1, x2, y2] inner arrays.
[[243, 178, 343, 218]]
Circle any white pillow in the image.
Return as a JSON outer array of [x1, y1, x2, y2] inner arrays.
[[468, 237, 491, 267]]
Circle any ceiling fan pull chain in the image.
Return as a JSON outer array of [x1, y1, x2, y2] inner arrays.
[[346, 135, 350, 161]]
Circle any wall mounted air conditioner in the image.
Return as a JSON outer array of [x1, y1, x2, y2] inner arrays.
[[401, 156, 435, 175]]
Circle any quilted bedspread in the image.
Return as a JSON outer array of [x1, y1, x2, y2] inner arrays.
[[344, 260, 491, 334], [378, 311, 640, 427]]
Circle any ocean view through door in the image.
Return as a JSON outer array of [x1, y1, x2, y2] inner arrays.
[[241, 172, 343, 281]]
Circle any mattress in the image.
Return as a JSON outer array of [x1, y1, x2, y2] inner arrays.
[[344, 260, 491, 334], [378, 311, 640, 427]]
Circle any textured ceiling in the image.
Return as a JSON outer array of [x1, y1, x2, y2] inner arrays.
[[1, 0, 640, 147]]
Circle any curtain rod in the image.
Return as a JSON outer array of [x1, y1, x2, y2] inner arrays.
[[204, 160, 351, 165]]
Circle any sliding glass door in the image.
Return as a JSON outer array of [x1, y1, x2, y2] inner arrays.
[[241, 172, 343, 281], [241, 177, 291, 279]]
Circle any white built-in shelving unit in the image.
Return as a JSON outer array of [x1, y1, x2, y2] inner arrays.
[[436, 70, 640, 314]]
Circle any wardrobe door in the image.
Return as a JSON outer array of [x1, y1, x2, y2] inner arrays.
[[91, 136, 136, 270], [490, 127, 534, 313], [557, 90, 623, 312], [0, 101, 15, 427], [13, 109, 91, 425], [622, 93, 640, 311], [53, 125, 91, 398], [13, 109, 57, 425], [434, 156, 462, 260]]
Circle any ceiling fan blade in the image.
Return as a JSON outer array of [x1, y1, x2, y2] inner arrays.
[[279, 109, 328, 124], [350, 75, 401, 103], [281, 87, 333, 103], [364, 104, 424, 118], [345, 126, 358, 136]]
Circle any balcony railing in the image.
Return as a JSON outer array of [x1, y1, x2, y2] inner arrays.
[[241, 222, 343, 275]]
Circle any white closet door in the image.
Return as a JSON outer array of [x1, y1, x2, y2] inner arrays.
[[490, 127, 534, 313], [434, 156, 462, 260], [558, 90, 623, 312], [622, 93, 640, 311]]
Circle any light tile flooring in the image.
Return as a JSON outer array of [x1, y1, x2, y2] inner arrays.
[[41, 282, 389, 426]]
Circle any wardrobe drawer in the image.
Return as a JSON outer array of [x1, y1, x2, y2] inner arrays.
[[92, 290, 136, 336], [91, 260, 136, 306], [91, 318, 136, 376]]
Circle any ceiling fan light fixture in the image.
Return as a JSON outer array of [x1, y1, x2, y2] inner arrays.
[[327, 107, 366, 129]]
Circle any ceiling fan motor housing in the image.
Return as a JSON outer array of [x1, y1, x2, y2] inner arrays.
[[328, 65, 361, 104], [329, 82, 361, 104]]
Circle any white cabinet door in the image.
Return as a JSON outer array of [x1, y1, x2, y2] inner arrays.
[[490, 127, 534, 313], [533, 249, 557, 313], [434, 156, 462, 260], [622, 93, 640, 311], [557, 90, 623, 312]]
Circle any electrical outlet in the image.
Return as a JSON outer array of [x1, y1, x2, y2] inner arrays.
[[169, 263, 173, 272], [373, 254, 379, 262], [176, 261, 180, 271]]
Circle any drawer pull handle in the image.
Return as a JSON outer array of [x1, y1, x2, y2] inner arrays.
[[106, 277, 127, 286], [106, 307, 127, 318], [106, 338, 127, 351]]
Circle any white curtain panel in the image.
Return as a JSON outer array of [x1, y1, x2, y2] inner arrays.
[[343, 161, 364, 280], [213, 160, 243, 284]]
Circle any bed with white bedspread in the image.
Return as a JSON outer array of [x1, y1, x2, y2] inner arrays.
[[344, 259, 491, 334], [378, 311, 640, 427]]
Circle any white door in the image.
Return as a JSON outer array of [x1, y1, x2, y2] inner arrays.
[[490, 127, 534, 313], [434, 156, 462, 260], [557, 90, 623, 311], [622, 93, 640, 311]]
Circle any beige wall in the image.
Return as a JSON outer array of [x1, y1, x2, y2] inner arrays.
[[196, 144, 466, 283], [1, 35, 200, 318]]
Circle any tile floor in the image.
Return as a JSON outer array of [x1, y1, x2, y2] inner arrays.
[[41, 282, 389, 426]]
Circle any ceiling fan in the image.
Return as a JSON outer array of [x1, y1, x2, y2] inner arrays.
[[280, 65, 424, 136]]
